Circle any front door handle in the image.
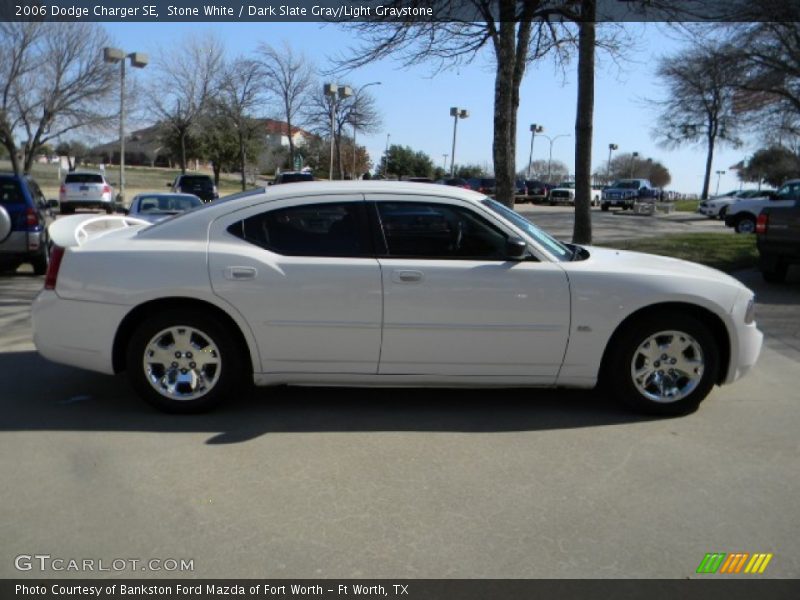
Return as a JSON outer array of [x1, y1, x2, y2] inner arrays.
[[391, 270, 424, 283], [224, 266, 257, 281]]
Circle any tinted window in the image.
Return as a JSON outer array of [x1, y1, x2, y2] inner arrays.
[[0, 178, 24, 205], [65, 173, 104, 184], [276, 173, 313, 183], [179, 176, 213, 187], [137, 195, 202, 213], [228, 202, 368, 257], [376, 202, 508, 259]]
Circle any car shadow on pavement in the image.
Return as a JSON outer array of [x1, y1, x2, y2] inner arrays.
[[0, 351, 661, 445]]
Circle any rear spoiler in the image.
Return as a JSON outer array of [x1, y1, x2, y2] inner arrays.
[[48, 214, 150, 248]]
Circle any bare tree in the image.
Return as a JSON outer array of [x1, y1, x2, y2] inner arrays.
[[214, 57, 265, 190], [150, 35, 224, 174], [0, 22, 117, 175], [652, 46, 742, 199], [305, 85, 381, 179], [257, 42, 315, 166], [333, 2, 571, 206]]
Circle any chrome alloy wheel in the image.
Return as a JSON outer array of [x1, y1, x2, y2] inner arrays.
[[142, 326, 221, 401], [630, 330, 704, 403]]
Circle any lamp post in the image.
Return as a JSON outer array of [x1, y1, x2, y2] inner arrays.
[[629, 151, 639, 179], [538, 133, 570, 183], [607, 143, 618, 184], [350, 81, 381, 180], [527, 124, 544, 179], [103, 47, 148, 206], [715, 170, 726, 196], [442, 154, 448, 170], [383, 133, 391, 178], [323, 83, 353, 180], [449, 107, 469, 176]]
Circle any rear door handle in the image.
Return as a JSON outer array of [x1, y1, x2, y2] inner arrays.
[[224, 266, 257, 280], [391, 270, 424, 283]]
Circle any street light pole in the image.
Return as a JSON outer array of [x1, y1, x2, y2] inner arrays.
[[527, 123, 544, 179], [323, 83, 353, 180], [538, 133, 570, 183], [607, 143, 618, 184], [629, 151, 639, 179], [715, 170, 726, 196], [449, 107, 469, 177], [350, 81, 381, 180], [103, 48, 147, 207], [442, 154, 448, 169]]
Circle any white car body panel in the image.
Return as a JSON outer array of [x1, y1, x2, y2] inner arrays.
[[32, 181, 762, 397]]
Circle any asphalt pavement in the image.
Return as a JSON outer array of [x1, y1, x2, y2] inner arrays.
[[0, 228, 798, 579]]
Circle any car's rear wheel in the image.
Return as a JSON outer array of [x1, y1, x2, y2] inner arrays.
[[605, 312, 719, 415], [60, 205, 74, 215], [126, 309, 245, 413], [601, 203, 609, 212], [105, 205, 114, 214], [734, 215, 756, 234]]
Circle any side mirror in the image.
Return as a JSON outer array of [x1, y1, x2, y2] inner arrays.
[[506, 237, 528, 259]]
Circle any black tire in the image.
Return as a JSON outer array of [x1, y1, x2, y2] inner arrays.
[[60, 205, 74, 215], [601, 203, 609, 212], [734, 215, 756, 234], [126, 309, 247, 413], [718, 206, 728, 220], [604, 311, 719, 416], [31, 241, 49, 276], [761, 260, 788, 283]]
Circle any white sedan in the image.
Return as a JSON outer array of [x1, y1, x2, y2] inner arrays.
[[32, 182, 762, 415]]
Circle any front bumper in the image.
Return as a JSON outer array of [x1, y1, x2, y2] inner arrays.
[[723, 291, 763, 384]]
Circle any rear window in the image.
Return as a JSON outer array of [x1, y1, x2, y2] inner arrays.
[[277, 173, 313, 183], [0, 178, 24, 205], [65, 173, 104, 184], [179, 176, 213, 187]]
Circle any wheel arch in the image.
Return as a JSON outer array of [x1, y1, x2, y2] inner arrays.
[[112, 297, 256, 376], [598, 301, 731, 386]]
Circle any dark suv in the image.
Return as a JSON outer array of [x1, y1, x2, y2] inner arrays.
[[169, 174, 218, 203], [271, 171, 314, 185], [0, 173, 53, 275]]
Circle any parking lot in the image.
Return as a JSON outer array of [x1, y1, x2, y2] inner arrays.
[[1, 211, 799, 579]]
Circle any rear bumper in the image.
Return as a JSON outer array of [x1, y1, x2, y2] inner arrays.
[[0, 230, 45, 259], [32, 290, 127, 375]]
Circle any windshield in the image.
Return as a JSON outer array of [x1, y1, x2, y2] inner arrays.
[[65, 173, 103, 184], [137, 194, 202, 213], [480, 198, 573, 261], [610, 180, 640, 189]]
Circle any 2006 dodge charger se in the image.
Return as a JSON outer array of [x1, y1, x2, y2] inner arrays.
[[33, 182, 762, 414]]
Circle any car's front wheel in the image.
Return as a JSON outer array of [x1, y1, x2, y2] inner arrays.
[[605, 312, 719, 415], [126, 309, 246, 413]]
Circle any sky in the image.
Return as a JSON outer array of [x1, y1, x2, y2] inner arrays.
[[103, 20, 756, 195]]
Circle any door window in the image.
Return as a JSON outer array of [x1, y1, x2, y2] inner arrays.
[[228, 202, 369, 257]]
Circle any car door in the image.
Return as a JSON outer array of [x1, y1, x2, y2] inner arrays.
[[208, 195, 383, 374], [370, 195, 571, 381]]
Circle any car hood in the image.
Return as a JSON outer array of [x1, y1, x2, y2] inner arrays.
[[581, 246, 746, 289]]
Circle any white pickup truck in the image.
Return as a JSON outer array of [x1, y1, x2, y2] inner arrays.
[[724, 179, 800, 233], [548, 181, 603, 206]]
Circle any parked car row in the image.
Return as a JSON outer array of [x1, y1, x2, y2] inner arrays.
[[697, 189, 773, 220], [724, 180, 800, 234]]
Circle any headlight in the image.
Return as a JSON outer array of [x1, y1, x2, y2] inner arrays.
[[744, 297, 756, 324]]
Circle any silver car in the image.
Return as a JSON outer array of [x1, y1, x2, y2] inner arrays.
[[59, 171, 115, 214], [126, 193, 203, 223]]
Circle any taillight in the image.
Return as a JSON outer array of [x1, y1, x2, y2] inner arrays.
[[44, 246, 65, 290], [103, 185, 111, 194], [756, 213, 768, 234], [25, 207, 39, 228], [59, 184, 66, 196]]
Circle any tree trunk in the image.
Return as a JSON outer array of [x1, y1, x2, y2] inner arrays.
[[701, 132, 715, 200], [492, 19, 518, 208], [213, 163, 221, 186], [179, 131, 187, 174], [573, 1, 596, 245], [2, 140, 21, 175]]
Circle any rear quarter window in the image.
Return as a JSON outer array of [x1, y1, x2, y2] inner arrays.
[[0, 179, 25, 205], [65, 173, 104, 184]]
